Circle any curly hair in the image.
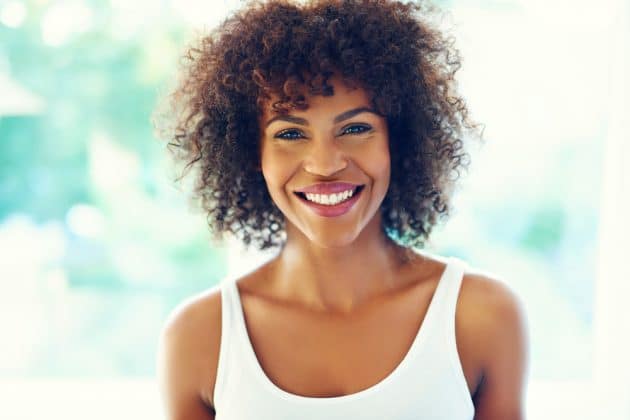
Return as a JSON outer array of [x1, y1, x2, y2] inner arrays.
[[156, 0, 483, 251]]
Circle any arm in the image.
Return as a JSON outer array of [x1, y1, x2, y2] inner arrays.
[[156, 293, 222, 420], [473, 279, 530, 420]]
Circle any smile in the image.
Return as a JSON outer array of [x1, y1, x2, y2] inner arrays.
[[294, 185, 365, 217]]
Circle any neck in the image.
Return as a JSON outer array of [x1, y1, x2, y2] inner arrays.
[[268, 217, 418, 315]]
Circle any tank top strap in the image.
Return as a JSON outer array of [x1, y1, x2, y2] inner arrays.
[[421, 255, 465, 319], [213, 278, 238, 411], [432, 257, 466, 337], [435, 256, 471, 402], [441, 256, 468, 319]]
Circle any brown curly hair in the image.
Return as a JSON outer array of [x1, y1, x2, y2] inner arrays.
[[156, 0, 483, 251]]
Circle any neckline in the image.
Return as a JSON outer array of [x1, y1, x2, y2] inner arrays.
[[227, 255, 456, 403]]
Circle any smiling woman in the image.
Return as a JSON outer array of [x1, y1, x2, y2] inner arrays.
[[157, 0, 480, 252], [259, 78, 391, 246], [154, 1, 529, 420]]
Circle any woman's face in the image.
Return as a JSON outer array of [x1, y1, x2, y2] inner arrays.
[[259, 77, 391, 248]]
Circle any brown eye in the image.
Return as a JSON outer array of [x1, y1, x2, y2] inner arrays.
[[274, 129, 306, 140], [341, 124, 372, 135]]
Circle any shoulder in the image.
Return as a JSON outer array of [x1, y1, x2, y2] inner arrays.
[[162, 285, 224, 337], [157, 284, 224, 417], [459, 267, 530, 419], [459, 268, 529, 343]]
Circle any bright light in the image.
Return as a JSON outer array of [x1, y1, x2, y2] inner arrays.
[[88, 131, 140, 193], [0, 215, 66, 280], [66, 204, 106, 239], [0, 1, 27, 28], [169, 0, 232, 28], [41, 1, 93, 47], [0, 73, 46, 116], [519, 0, 617, 29], [42, 267, 69, 293], [108, 0, 160, 40]]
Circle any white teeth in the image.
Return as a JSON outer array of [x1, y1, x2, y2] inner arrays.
[[304, 188, 357, 206]]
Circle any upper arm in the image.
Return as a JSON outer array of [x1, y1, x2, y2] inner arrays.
[[156, 290, 222, 420], [471, 276, 530, 420]]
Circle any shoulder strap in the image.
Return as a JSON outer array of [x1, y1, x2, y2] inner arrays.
[[419, 255, 457, 329], [443, 257, 467, 318], [213, 279, 236, 410], [426, 256, 467, 341], [440, 257, 474, 405]]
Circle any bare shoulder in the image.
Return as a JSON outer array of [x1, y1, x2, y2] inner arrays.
[[157, 285, 223, 419], [458, 268, 529, 357], [460, 269, 528, 324], [459, 268, 530, 420]]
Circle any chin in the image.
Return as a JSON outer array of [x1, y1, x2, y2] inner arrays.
[[303, 230, 362, 249]]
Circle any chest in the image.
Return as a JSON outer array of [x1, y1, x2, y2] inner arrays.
[[237, 284, 482, 399]]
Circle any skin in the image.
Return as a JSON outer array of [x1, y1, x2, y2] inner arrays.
[[258, 76, 408, 313], [157, 77, 530, 420]]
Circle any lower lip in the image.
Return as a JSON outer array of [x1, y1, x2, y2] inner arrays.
[[295, 187, 363, 218]]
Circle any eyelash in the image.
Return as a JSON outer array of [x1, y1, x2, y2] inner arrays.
[[274, 124, 373, 140]]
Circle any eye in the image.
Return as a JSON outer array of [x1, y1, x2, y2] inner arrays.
[[274, 128, 305, 140], [341, 124, 373, 135]]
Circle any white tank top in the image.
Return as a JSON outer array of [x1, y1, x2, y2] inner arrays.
[[213, 255, 475, 419]]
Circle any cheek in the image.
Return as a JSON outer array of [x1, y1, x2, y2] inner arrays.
[[260, 147, 294, 189], [368, 139, 391, 184]]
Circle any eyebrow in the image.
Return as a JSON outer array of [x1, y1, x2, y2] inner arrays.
[[264, 106, 379, 128]]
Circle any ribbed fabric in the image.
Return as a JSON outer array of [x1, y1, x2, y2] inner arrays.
[[213, 255, 475, 420]]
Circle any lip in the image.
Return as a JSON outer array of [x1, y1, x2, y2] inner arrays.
[[294, 185, 365, 218], [294, 182, 363, 195]]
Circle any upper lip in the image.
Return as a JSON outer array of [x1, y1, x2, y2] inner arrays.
[[294, 182, 363, 195]]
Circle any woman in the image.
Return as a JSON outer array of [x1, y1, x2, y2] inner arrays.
[[156, 1, 529, 419]]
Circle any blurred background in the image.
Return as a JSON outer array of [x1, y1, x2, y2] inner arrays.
[[0, 0, 628, 419]]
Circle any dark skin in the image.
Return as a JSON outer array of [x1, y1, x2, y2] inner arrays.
[[157, 78, 529, 420], [258, 77, 405, 313]]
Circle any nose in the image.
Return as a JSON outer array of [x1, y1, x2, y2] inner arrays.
[[302, 136, 348, 177]]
